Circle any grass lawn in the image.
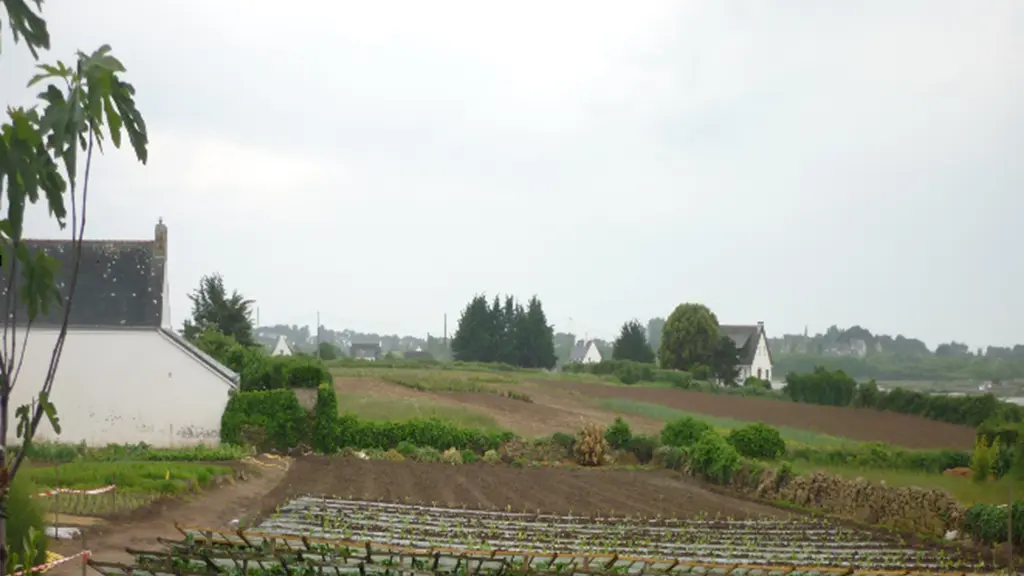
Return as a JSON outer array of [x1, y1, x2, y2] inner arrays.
[[332, 367, 517, 392], [25, 461, 233, 516], [338, 392, 504, 431], [791, 461, 1018, 506], [598, 398, 860, 447]]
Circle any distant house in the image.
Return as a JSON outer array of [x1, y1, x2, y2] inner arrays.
[[0, 220, 238, 447], [350, 342, 382, 361], [404, 350, 434, 361], [271, 335, 292, 356], [719, 322, 773, 381], [569, 340, 602, 364]]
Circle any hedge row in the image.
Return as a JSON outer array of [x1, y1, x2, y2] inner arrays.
[[786, 443, 970, 474], [563, 360, 778, 398], [221, 386, 513, 454], [194, 328, 330, 391], [784, 366, 1019, 427], [965, 501, 1023, 545]]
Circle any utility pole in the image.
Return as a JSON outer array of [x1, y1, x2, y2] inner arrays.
[[315, 311, 321, 359], [443, 313, 447, 347]]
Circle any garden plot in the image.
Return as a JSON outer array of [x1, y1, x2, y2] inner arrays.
[[250, 497, 988, 573]]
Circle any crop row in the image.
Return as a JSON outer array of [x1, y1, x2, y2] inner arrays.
[[254, 498, 986, 572], [85, 527, 991, 576]]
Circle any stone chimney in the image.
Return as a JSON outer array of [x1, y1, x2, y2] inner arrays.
[[154, 218, 168, 259], [757, 321, 764, 330]]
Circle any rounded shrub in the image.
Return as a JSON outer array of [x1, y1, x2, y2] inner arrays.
[[652, 445, 687, 470], [691, 431, 741, 484], [726, 422, 786, 460], [395, 441, 417, 458], [660, 416, 714, 448], [604, 417, 633, 450]]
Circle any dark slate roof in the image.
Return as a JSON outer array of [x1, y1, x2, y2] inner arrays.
[[719, 324, 772, 365], [0, 240, 163, 327]]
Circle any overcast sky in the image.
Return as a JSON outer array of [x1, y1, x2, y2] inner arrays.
[[1, 1, 1021, 349]]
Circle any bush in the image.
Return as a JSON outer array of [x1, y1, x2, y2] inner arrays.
[[442, 447, 463, 465], [414, 447, 441, 462], [396, 441, 417, 458], [550, 432, 575, 451], [726, 422, 786, 460], [461, 449, 478, 463], [970, 436, 995, 482], [964, 501, 1024, 545], [382, 449, 404, 461], [311, 384, 341, 453], [5, 475, 48, 573], [652, 445, 687, 470], [661, 416, 714, 448], [628, 434, 658, 464], [604, 417, 633, 449], [573, 422, 609, 466], [655, 369, 693, 389], [220, 389, 309, 451], [483, 449, 500, 463], [690, 431, 741, 484], [334, 416, 512, 453]]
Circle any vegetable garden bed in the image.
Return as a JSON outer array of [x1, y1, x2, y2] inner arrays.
[[89, 498, 995, 575]]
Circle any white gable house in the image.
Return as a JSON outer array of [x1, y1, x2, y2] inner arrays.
[[719, 322, 773, 382], [271, 335, 293, 356], [570, 340, 602, 364], [1, 220, 239, 447]]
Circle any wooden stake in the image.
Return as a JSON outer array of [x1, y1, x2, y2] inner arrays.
[[53, 462, 60, 529]]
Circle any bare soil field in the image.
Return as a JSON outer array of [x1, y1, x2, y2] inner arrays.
[[257, 455, 787, 520], [540, 380, 976, 450]]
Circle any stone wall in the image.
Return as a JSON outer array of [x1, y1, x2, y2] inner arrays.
[[726, 465, 965, 537]]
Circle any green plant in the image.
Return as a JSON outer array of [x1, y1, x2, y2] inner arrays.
[[5, 475, 47, 572], [482, 449, 500, 464], [652, 445, 686, 470], [628, 434, 658, 464], [550, 432, 575, 451], [396, 441, 417, 458], [726, 422, 786, 460], [690, 431, 741, 484], [220, 389, 309, 451], [414, 447, 441, 463], [969, 436, 995, 482], [334, 416, 512, 453], [604, 417, 633, 450], [311, 384, 341, 454], [660, 416, 714, 448], [461, 449, 478, 463]]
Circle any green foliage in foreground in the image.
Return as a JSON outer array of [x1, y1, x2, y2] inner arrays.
[[22, 461, 231, 494], [5, 475, 47, 573]]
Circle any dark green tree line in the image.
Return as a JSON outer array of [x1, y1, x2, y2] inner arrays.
[[451, 293, 556, 369], [612, 320, 655, 364]]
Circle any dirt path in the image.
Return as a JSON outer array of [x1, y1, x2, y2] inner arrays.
[[49, 455, 291, 574]]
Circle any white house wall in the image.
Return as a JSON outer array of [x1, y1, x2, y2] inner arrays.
[[750, 332, 773, 380], [582, 343, 602, 364], [6, 329, 231, 447]]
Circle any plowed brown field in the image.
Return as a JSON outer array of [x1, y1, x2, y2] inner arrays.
[[257, 456, 787, 520], [539, 380, 976, 450]]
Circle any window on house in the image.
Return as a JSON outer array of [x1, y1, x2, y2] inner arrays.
[[757, 368, 762, 379], [766, 369, 771, 380]]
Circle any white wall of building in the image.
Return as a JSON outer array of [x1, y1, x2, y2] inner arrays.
[[750, 331, 773, 380], [582, 342, 602, 364], [7, 329, 232, 447]]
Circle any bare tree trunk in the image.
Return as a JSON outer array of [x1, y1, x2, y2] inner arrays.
[[0, 376, 9, 572]]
